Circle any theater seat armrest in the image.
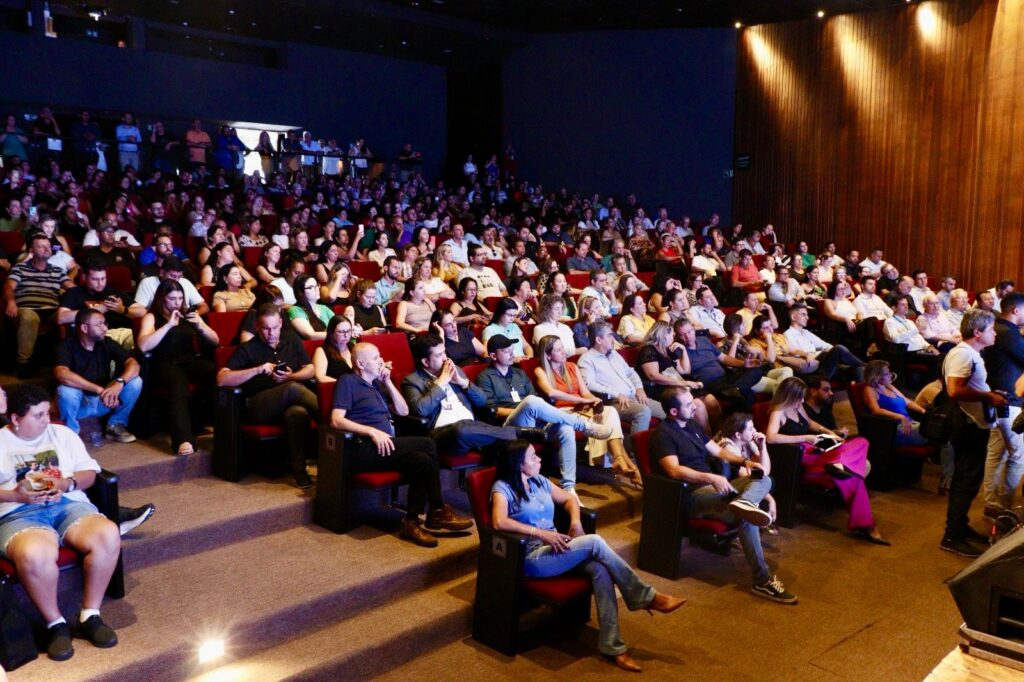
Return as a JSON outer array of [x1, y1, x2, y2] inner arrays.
[[555, 506, 597, 534], [86, 469, 120, 524]]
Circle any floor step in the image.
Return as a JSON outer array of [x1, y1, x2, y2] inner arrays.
[[117, 476, 313, 570], [12, 515, 481, 682], [186, 517, 649, 681], [90, 435, 215, 491]]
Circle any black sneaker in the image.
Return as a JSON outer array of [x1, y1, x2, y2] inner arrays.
[[940, 536, 983, 558], [751, 575, 798, 605], [47, 622, 74, 661], [118, 504, 156, 536], [75, 615, 118, 648], [728, 499, 773, 527], [293, 471, 314, 489]]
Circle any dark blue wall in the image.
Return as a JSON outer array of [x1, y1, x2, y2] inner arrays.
[[0, 30, 447, 176], [503, 29, 736, 221]]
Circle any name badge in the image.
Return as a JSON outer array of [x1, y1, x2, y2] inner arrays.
[[510, 389, 521, 403]]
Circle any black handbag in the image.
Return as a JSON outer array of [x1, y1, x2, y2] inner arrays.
[[920, 387, 957, 444], [0, 575, 38, 670]]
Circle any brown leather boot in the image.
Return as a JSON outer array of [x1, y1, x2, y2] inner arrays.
[[425, 503, 474, 531], [400, 518, 438, 547]]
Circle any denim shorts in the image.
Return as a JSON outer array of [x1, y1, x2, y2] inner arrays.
[[0, 498, 103, 557]]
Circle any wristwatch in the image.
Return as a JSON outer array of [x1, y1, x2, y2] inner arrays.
[[65, 476, 77, 493], [115, 378, 126, 385]]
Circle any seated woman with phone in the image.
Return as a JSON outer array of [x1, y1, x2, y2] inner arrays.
[[766, 377, 889, 546]]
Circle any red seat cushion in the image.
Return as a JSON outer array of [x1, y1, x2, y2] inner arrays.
[[895, 445, 937, 459], [687, 518, 732, 535], [351, 471, 403, 488], [0, 548, 80, 579], [241, 424, 284, 439], [524, 575, 592, 604], [439, 452, 483, 470]]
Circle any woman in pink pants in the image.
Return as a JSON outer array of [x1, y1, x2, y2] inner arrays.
[[766, 377, 890, 545]]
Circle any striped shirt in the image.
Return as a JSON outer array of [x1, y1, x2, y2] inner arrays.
[[8, 260, 68, 308]]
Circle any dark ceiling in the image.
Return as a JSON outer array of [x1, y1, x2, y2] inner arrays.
[[48, 0, 915, 65]]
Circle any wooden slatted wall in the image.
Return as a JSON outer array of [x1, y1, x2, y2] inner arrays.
[[733, 0, 1024, 290]]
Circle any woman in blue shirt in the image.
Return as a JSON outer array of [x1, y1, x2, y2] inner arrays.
[[490, 441, 685, 672]]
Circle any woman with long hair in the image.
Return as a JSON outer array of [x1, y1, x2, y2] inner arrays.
[[395, 278, 436, 334], [572, 295, 608, 351], [412, 256, 454, 302], [398, 244, 419, 282], [491, 440, 685, 672], [433, 242, 460, 283], [656, 288, 690, 325], [535, 336, 641, 488], [617, 293, 655, 345], [367, 230, 397, 267], [862, 360, 929, 445], [239, 214, 269, 248], [137, 279, 219, 456], [532, 293, 580, 356], [212, 263, 256, 312], [344, 278, 388, 336], [312, 315, 355, 382], [288, 275, 334, 340], [200, 243, 254, 288], [766, 377, 889, 545], [720, 313, 791, 395], [255, 243, 283, 285], [411, 225, 433, 258], [321, 260, 353, 305], [637, 321, 717, 434], [314, 240, 344, 289]]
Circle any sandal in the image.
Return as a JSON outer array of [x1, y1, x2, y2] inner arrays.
[[612, 457, 644, 490], [176, 442, 195, 456]]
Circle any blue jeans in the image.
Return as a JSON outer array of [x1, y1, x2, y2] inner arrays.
[[56, 377, 142, 433], [504, 396, 586, 490], [525, 534, 655, 656], [896, 421, 930, 446], [688, 475, 773, 584]]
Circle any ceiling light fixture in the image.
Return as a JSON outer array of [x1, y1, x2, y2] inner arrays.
[[817, 10, 825, 18], [198, 639, 225, 664], [734, 21, 742, 29]]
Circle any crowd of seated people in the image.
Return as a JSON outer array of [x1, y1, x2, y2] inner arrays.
[[7, 106, 1024, 668]]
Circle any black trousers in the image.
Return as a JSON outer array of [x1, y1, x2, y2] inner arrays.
[[818, 344, 865, 380], [348, 435, 440, 518], [153, 356, 215, 450], [945, 417, 990, 541], [245, 382, 318, 472]]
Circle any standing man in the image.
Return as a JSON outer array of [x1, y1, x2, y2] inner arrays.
[[331, 343, 472, 547], [980, 293, 1024, 521], [115, 113, 141, 171], [185, 119, 212, 169], [941, 309, 1008, 558]]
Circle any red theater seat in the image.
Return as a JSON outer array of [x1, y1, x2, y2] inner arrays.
[[632, 429, 738, 579], [466, 467, 594, 655]]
